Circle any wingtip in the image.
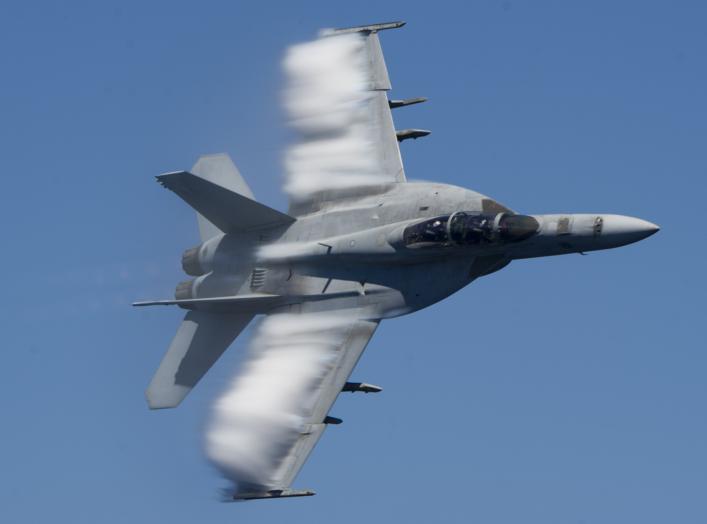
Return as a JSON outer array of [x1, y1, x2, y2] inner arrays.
[[322, 21, 406, 36], [233, 488, 316, 500]]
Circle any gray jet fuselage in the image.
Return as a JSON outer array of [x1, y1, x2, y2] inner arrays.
[[141, 22, 662, 496], [185, 181, 658, 320]]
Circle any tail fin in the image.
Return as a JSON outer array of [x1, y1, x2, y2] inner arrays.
[[146, 310, 254, 409], [157, 154, 294, 237], [191, 154, 253, 240]]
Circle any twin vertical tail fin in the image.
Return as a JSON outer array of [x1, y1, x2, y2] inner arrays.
[[191, 154, 255, 240], [145, 154, 295, 409], [157, 153, 295, 239]]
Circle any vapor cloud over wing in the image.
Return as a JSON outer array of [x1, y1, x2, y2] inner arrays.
[[282, 33, 382, 200], [204, 312, 351, 491]]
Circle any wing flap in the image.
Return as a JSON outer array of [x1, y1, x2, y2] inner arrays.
[[371, 90, 405, 182]]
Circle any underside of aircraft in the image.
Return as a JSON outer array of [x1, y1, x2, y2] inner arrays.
[[135, 21, 658, 500]]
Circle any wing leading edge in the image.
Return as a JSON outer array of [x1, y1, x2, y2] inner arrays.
[[204, 302, 380, 499]]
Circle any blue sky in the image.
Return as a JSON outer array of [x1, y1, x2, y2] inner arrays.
[[1, 1, 705, 522]]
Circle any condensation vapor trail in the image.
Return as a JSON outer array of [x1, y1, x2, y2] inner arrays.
[[282, 32, 380, 200], [204, 313, 350, 491], [205, 31, 380, 495]]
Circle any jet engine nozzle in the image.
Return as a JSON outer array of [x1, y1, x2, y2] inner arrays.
[[181, 247, 204, 276], [181, 235, 223, 276], [175, 278, 197, 300]]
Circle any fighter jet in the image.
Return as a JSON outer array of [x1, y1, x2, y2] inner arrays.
[[135, 21, 659, 500]]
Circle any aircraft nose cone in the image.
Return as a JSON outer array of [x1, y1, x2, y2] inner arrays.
[[600, 215, 660, 246]]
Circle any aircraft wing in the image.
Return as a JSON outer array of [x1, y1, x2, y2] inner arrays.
[[272, 313, 379, 492], [206, 301, 380, 500], [285, 22, 420, 213], [349, 23, 408, 185]]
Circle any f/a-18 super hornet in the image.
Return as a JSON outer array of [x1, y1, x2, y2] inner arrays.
[[135, 21, 659, 500]]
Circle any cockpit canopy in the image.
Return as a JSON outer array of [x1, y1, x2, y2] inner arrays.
[[403, 212, 539, 247]]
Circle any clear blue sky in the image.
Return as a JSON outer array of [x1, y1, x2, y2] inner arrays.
[[1, 1, 704, 522]]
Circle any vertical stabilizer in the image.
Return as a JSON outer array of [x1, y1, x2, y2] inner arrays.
[[191, 154, 254, 240]]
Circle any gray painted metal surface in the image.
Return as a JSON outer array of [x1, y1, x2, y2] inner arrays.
[[146, 310, 253, 409], [136, 21, 659, 498]]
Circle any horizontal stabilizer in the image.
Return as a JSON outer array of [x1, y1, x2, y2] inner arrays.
[[146, 310, 253, 409], [157, 171, 295, 234]]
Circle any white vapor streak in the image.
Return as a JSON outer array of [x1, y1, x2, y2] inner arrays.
[[205, 313, 349, 490], [282, 33, 381, 200], [257, 239, 328, 261]]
